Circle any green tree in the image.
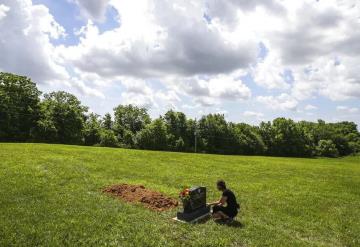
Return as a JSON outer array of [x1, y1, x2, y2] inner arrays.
[[297, 121, 318, 156], [232, 123, 265, 155], [299, 120, 359, 156], [260, 118, 310, 157], [164, 110, 187, 137], [100, 129, 118, 147], [1, 73, 360, 158], [347, 132, 360, 154], [113, 105, 151, 142], [102, 113, 113, 130], [259, 121, 273, 155], [35, 91, 88, 144], [175, 137, 185, 151], [316, 140, 339, 157], [163, 110, 188, 150], [136, 118, 168, 150], [0, 72, 41, 141], [198, 114, 235, 154], [185, 118, 197, 152], [329, 121, 359, 156], [84, 113, 102, 146], [122, 129, 135, 148]]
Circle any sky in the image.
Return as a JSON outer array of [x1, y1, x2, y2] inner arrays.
[[0, 0, 359, 126]]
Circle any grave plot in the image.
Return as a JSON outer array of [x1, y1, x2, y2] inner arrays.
[[103, 184, 178, 211]]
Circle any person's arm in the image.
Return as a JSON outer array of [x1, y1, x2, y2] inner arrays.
[[218, 195, 227, 206], [207, 196, 227, 206], [207, 200, 220, 206]]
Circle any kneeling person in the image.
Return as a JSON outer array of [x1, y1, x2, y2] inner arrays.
[[208, 180, 239, 221]]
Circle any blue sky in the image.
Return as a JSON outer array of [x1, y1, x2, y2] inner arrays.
[[1, 0, 359, 126]]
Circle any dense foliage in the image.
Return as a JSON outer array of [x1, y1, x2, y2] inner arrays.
[[0, 72, 41, 141], [1, 72, 359, 157]]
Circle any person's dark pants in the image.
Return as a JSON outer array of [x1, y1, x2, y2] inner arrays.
[[212, 205, 237, 218]]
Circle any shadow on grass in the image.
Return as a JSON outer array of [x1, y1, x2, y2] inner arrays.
[[194, 215, 212, 224], [195, 215, 244, 228], [217, 220, 244, 228]]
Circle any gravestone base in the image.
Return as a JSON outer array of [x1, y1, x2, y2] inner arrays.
[[176, 205, 211, 222]]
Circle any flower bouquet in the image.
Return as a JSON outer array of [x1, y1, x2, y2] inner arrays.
[[179, 187, 192, 213]]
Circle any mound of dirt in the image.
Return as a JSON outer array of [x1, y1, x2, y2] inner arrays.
[[103, 184, 178, 211]]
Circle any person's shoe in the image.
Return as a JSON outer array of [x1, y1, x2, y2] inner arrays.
[[225, 218, 234, 224]]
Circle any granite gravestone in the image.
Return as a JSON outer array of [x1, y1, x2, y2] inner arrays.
[[177, 186, 210, 222]]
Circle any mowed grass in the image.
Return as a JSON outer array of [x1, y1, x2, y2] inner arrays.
[[0, 144, 359, 247]]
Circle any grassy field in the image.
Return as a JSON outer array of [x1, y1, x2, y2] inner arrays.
[[0, 143, 359, 246]]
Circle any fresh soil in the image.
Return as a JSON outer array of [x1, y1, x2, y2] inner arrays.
[[103, 184, 178, 211]]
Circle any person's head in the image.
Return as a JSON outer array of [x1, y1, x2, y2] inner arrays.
[[216, 179, 226, 191]]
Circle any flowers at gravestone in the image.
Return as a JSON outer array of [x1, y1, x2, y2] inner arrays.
[[179, 187, 190, 203]]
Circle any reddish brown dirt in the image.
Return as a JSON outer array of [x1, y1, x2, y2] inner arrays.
[[103, 184, 178, 211]]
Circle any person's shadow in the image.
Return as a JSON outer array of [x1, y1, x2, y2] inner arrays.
[[214, 219, 244, 228], [195, 215, 244, 228]]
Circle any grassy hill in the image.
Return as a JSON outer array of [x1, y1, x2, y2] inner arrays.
[[0, 143, 359, 246]]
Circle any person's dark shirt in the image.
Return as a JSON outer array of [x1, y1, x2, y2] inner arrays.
[[222, 189, 239, 211]]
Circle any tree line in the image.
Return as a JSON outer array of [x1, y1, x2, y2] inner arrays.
[[1, 72, 360, 158]]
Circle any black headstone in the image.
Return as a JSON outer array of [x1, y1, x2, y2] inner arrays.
[[186, 186, 206, 212], [177, 186, 210, 222]]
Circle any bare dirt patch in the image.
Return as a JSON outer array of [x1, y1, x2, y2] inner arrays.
[[103, 184, 178, 211]]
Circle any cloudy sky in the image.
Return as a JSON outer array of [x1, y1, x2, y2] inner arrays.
[[0, 0, 359, 125]]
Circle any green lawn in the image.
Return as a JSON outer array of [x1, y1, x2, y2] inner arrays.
[[0, 143, 359, 246]]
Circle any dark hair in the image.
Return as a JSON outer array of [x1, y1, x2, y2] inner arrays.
[[216, 180, 226, 189]]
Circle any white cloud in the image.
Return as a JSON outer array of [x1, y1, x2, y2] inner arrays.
[[156, 90, 181, 109], [120, 78, 155, 108], [121, 92, 154, 109], [62, 0, 257, 79], [195, 97, 218, 107], [290, 56, 360, 101], [121, 78, 153, 96], [254, 1, 360, 102], [243, 111, 264, 118], [0, 0, 67, 83], [120, 78, 183, 111], [305, 105, 317, 111], [206, 0, 285, 28], [207, 74, 251, 100], [70, 77, 105, 98], [0, 0, 109, 99], [252, 51, 290, 90], [1, 0, 360, 125], [71, 0, 109, 21], [173, 74, 251, 107], [257, 93, 298, 111], [336, 106, 359, 113], [0, 4, 9, 20]]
